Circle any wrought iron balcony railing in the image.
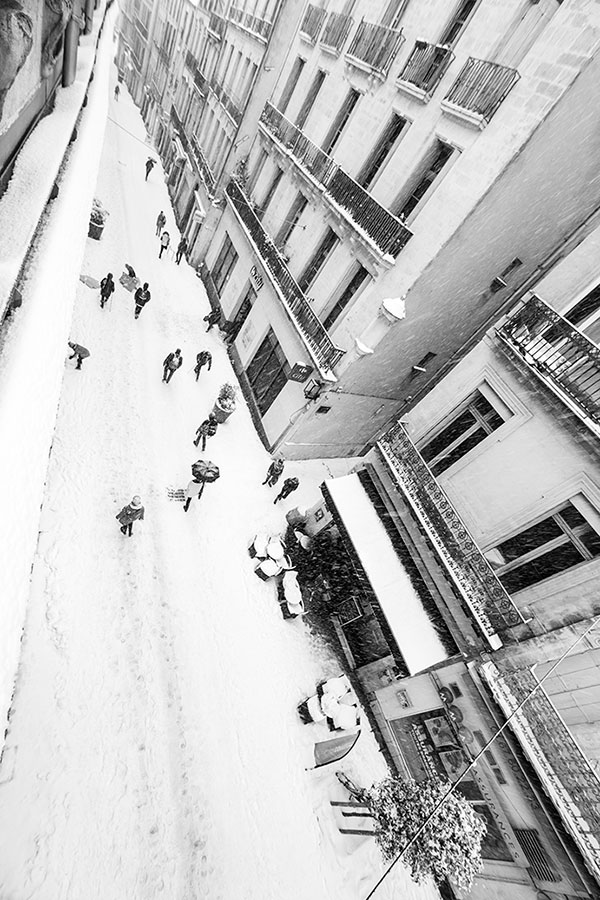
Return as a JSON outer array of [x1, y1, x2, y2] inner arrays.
[[260, 101, 412, 259], [378, 423, 525, 646], [300, 4, 327, 43], [481, 662, 600, 883], [185, 51, 209, 95], [208, 12, 226, 40], [225, 179, 345, 374], [345, 19, 403, 76], [170, 106, 215, 197], [210, 80, 243, 125], [229, 4, 272, 39], [398, 40, 454, 97], [498, 294, 600, 429], [134, 15, 148, 39], [443, 57, 519, 124], [320, 11, 353, 54]]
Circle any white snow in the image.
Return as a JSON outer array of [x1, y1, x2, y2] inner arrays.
[[0, 52, 440, 900], [325, 474, 449, 675], [0, 2, 113, 754]]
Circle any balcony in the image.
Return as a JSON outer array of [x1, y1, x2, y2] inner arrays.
[[210, 80, 243, 125], [170, 106, 215, 197], [397, 41, 454, 101], [377, 423, 525, 647], [442, 57, 520, 127], [481, 662, 600, 883], [345, 19, 403, 77], [134, 15, 148, 39], [320, 11, 353, 55], [229, 5, 272, 40], [498, 294, 600, 431], [208, 12, 226, 40], [225, 179, 345, 375], [300, 4, 327, 44], [185, 51, 209, 96], [260, 101, 412, 260]]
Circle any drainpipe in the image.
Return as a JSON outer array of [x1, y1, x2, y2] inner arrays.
[[62, 15, 81, 87]]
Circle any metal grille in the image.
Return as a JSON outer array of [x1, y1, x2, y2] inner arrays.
[[444, 57, 519, 123], [398, 40, 454, 95], [300, 5, 327, 43], [513, 829, 559, 882], [320, 11, 353, 53], [346, 19, 403, 76]]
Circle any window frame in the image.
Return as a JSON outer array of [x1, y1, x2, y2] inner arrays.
[[438, 0, 480, 48], [356, 113, 408, 190], [245, 329, 291, 415], [419, 387, 511, 476], [483, 496, 600, 594], [211, 233, 238, 295], [323, 264, 371, 330], [321, 87, 361, 155], [394, 138, 457, 224], [297, 227, 339, 293]]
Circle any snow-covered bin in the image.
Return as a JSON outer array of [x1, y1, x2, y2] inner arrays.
[[212, 382, 237, 423]]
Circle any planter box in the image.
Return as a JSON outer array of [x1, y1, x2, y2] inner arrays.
[[88, 221, 105, 240], [212, 397, 236, 423]]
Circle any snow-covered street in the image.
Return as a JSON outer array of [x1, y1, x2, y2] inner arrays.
[[0, 76, 439, 900]]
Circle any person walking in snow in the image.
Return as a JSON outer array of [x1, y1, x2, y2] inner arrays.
[[263, 458, 285, 487], [156, 211, 166, 236], [194, 349, 212, 381], [114, 84, 120, 101], [163, 349, 183, 383], [100, 272, 115, 309], [134, 282, 151, 319], [193, 413, 218, 451], [116, 495, 145, 536], [68, 341, 90, 370], [159, 230, 170, 259], [204, 308, 221, 332], [274, 476, 299, 505], [175, 236, 188, 265], [145, 158, 155, 181], [183, 478, 204, 513]]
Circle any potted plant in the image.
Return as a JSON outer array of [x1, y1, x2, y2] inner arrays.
[[212, 382, 237, 423], [88, 198, 109, 240]]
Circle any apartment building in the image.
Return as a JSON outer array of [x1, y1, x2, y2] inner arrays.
[[192, 0, 600, 458], [300, 220, 600, 899]]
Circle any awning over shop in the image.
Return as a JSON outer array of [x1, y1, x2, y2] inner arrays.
[[324, 473, 450, 675]]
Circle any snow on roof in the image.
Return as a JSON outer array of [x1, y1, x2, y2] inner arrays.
[[324, 473, 449, 675]]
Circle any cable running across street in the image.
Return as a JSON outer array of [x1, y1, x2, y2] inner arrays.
[[362, 616, 600, 900]]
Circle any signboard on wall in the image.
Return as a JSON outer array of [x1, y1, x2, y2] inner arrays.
[[249, 264, 264, 292], [238, 319, 257, 352], [289, 362, 314, 383]]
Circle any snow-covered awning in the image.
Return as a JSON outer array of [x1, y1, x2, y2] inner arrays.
[[323, 473, 450, 675], [172, 137, 189, 163]]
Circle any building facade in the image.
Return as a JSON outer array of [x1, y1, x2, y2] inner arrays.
[[195, 0, 600, 457], [302, 217, 600, 899]]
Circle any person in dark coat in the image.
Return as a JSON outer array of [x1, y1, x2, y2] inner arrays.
[[204, 308, 221, 331], [183, 478, 203, 512], [100, 272, 115, 308], [175, 236, 188, 265], [194, 350, 212, 381], [134, 282, 150, 319], [156, 211, 166, 236], [116, 495, 145, 536], [263, 458, 285, 487], [68, 341, 90, 370], [114, 84, 120, 100], [159, 231, 170, 259], [163, 349, 183, 383], [145, 158, 155, 181], [274, 476, 299, 505], [193, 413, 218, 451]]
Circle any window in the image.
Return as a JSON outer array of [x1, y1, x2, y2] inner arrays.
[[278, 57, 305, 115], [380, 0, 410, 28], [246, 149, 267, 193], [295, 69, 326, 130], [211, 233, 238, 294], [275, 193, 308, 245], [324, 266, 371, 329], [356, 114, 407, 189], [484, 500, 600, 593], [420, 388, 509, 476], [297, 228, 338, 292], [321, 88, 361, 154], [229, 283, 256, 339], [246, 330, 290, 414], [439, 0, 478, 46], [257, 167, 283, 219], [395, 140, 454, 221], [565, 284, 600, 329]]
